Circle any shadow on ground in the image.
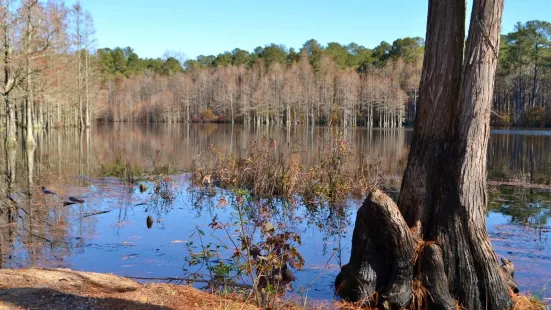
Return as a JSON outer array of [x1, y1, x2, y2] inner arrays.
[[0, 287, 171, 310]]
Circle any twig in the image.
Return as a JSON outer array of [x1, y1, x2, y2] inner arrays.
[[73, 210, 111, 222], [122, 276, 253, 289], [488, 180, 551, 190]]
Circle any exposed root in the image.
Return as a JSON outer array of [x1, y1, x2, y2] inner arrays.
[[335, 189, 416, 307], [501, 257, 520, 294]]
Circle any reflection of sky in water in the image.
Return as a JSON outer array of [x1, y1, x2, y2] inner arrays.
[[3, 125, 551, 301], [9, 175, 546, 301], [488, 188, 551, 299], [58, 175, 357, 300]]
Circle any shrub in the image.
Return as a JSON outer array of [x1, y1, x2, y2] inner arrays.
[[192, 132, 383, 202], [199, 108, 217, 122]]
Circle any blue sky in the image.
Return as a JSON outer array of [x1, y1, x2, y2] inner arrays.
[[76, 0, 551, 60]]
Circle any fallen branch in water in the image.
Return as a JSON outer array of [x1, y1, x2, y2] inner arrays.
[[123, 276, 253, 289], [488, 180, 551, 190], [73, 210, 111, 222]]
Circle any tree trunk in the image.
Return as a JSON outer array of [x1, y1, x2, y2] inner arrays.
[[4, 96, 17, 148], [531, 63, 538, 108], [85, 50, 90, 127], [76, 4, 83, 129], [25, 14, 36, 146], [336, 1, 515, 309]]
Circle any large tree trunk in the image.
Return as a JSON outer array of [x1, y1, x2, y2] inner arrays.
[[336, 1, 515, 309]]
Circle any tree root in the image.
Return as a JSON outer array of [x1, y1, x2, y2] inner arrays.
[[500, 258, 519, 294], [335, 189, 416, 308]]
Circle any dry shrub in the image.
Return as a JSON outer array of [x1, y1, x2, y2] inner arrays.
[[301, 133, 352, 202], [301, 133, 382, 203], [199, 108, 217, 122], [512, 293, 548, 310], [192, 138, 301, 197], [192, 133, 382, 202]]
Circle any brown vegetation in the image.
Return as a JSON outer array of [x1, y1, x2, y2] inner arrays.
[[191, 134, 383, 201], [0, 268, 258, 310], [98, 55, 417, 127]]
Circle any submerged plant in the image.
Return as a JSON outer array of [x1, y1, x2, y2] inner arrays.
[[101, 152, 144, 183]]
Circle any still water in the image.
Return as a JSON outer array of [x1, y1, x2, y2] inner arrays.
[[0, 123, 550, 301]]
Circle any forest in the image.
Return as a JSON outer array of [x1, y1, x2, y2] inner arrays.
[[93, 21, 551, 128], [1, 1, 550, 148]]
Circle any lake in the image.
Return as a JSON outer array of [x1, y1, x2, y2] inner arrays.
[[0, 123, 550, 303]]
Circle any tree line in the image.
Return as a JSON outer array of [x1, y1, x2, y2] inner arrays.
[[98, 39, 423, 127], [494, 20, 551, 127], [97, 21, 551, 127]]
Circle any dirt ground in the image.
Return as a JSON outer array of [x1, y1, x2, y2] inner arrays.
[[0, 268, 258, 310], [1, 268, 544, 310]]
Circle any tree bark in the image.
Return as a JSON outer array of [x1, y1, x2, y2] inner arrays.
[[337, 1, 515, 309]]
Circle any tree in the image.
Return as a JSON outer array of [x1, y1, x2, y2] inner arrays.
[[73, 1, 84, 129], [162, 57, 183, 75], [1, 0, 19, 147], [213, 51, 232, 67], [335, 1, 516, 309], [389, 37, 424, 63], [83, 11, 96, 128], [302, 39, 323, 71], [372, 41, 392, 65], [259, 44, 287, 66], [231, 48, 249, 66], [325, 42, 349, 69], [23, 0, 39, 146], [513, 21, 551, 107]]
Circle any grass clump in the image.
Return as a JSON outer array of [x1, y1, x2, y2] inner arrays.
[[101, 149, 179, 184], [101, 154, 144, 183], [192, 137, 301, 198], [512, 294, 548, 310], [192, 133, 382, 202]]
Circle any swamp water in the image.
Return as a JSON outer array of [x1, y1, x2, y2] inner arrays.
[[0, 123, 550, 302]]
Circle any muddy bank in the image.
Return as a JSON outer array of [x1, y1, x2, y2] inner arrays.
[[0, 268, 257, 310]]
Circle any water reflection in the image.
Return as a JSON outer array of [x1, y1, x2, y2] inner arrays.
[[489, 187, 551, 227], [488, 132, 551, 184], [0, 124, 550, 300]]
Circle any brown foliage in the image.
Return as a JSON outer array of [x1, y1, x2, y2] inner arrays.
[[192, 134, 382, 201]]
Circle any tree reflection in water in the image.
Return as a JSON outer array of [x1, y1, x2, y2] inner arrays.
[[0, 125, 550, 299]]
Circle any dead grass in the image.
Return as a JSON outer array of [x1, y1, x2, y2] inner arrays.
[[1, 269, 545, 310], [512, 293, 548, 310], [0, 268, 258, 310], [192, 135, 382, 202], [332, 300, 376, 310]]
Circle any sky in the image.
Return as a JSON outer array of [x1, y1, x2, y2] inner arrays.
[[74, 0, 551, 60]]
